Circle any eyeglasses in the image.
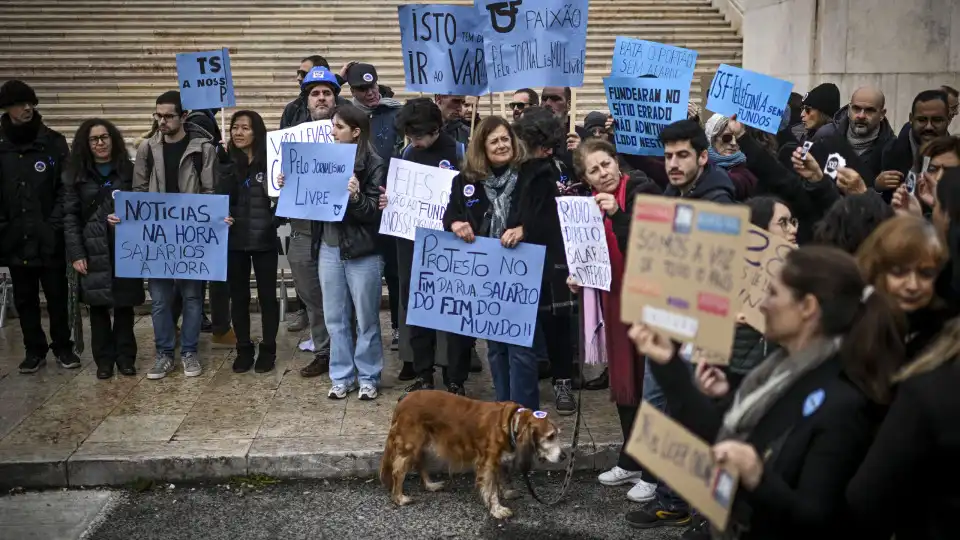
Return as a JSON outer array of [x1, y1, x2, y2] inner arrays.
[[88, 134, 110, 145], [777, 217, 799, 231], [509, 102, 527, 110], [153, 113, 179, 122]]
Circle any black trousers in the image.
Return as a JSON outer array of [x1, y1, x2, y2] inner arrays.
[[172, 280, 230, 333], [9, 265, 72, 356], [227, 250, 279, 347], [617, 404, 643, 472], [378, 234, 399, 330], [89, 306, 136, 368], [539, 310, 574, 380]]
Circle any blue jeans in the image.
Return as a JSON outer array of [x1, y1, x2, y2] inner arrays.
[[319, 245, 384, 387], [149, 278, 202, 355], [487, 333, 541, 409]]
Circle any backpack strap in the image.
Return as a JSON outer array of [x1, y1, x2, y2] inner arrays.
[[144, 144, 154, 176]]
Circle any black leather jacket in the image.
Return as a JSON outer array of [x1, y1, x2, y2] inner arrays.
[[311, 146, 385, 260]]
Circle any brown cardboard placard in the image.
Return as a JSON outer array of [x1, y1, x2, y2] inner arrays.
[[621, 195, 750, 362], [738, 225, 795, 333], [625, 402, 739, 530]]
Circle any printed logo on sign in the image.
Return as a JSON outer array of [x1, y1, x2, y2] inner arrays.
[[697, 292, 730, 316], [34, 161, 46, 172], [673, 204, 694, 234], [634, 202, 672, 223], [667, 296, 690, 309], [803, 389, 825, 417], [463, 184, 475, 197], [363, 73, 374, 83], [696, 212, 741, 236], [439, 160, 455, 170]]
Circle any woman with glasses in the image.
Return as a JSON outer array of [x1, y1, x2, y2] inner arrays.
[[63, 119, 145, 379], [704, 114, 758, 201]]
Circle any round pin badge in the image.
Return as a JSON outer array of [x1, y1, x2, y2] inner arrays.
[[438, 160, 454, 170], [533, 411, 548, 419], [255, 172, 265, 183], [111, 189, 120, 200], [363, 73, 374, 83], [463, 184, 475, 197], [34, 161, 46, 172]]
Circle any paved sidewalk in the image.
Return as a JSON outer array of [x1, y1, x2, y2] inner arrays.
[[0, 313, 623, 488]]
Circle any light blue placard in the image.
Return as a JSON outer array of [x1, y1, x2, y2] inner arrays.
[[114, 192, 229, 282], [477, 0, 589, 92], [275, 142, 356, 222], [610, 37, 698, 81], [603, 76, 690, 156], [399, 4, 488, 95], [175, 48, 236, 110], [406, 228, 545, 347], [705, 64, 794, 135]]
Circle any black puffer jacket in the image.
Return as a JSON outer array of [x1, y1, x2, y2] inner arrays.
[[62, 160, 145, 307], [216, 152, 276, 252], [662, 163, 737, 203], [311, 145, 385, 260], [0, 113, 70, 267], [727, 324, 778, 393]]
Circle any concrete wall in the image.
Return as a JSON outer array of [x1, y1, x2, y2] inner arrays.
[[739, 0, 960, 129]]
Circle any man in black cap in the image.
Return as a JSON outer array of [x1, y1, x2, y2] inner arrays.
[[0, 80, 80, 373], [583, 111, 612, 141]]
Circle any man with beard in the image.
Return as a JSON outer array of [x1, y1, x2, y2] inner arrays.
[[814, 87, 894, 180], [510, 88, 539, 120], [434, 94, 470, 145], [0, 80, 80, 373], [879, 89, 952, 192], [541, 86, 588, 168], [659, 118, 736, 203], [280, 55, 347, 129]]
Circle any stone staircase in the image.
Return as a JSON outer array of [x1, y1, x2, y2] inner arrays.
[[0, 0, 741, 146]]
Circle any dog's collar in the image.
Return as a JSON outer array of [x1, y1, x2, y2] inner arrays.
[[508, 407, 524, 450]]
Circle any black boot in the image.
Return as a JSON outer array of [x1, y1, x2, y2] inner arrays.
[[255, 342, 277, 373], [116, 358, 137, 377], [95, 359, 114, 379], [584, 368, 609, 391], [397, 362, 416, 381], [233, 342, 256, 373]]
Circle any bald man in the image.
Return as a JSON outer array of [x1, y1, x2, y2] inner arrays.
[[826, 86, 894, 180]]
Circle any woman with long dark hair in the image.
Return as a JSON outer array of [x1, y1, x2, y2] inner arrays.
[[217, 110, 279, 373], [63, 118, 145, 379]]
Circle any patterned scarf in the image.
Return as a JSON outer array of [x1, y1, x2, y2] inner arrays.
[[846, 123, 880, 155], [480, 167, 519, 239], [708, 148, 747, 169]]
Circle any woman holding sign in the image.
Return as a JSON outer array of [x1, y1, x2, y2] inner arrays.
[[63, 119, 145, 379]]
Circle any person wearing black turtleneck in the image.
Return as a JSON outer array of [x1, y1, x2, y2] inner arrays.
[[0, 80, 80, 373]]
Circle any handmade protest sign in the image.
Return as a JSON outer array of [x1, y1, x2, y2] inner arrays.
[[739, 225, 795, 333], [275, 142, 355, 222], [379, 158, 457, 241], [610, 37, 698, 81], [266, 120, 336, 196], [621, 196, 750, 360], [398, 4, 488, 95], [175, 48, 236, 111], [406, 229, 545, 347], [114, 192, 229, 282], [706, 64, 793, 135], [604, 76, 690, 156], [626, 402, 739, 530], [556, 196, 611, 291], [477, 0, 589, 92]]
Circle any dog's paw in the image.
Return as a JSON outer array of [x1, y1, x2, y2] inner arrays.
[[394, 495, 413, 506], [424, 480, 446, 492], [490, 505, 513, 519], [502, 489, 522, 501]]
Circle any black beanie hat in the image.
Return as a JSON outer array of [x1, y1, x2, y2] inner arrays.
[[0, 80, 38, 109], [583, 111, 607, 132], [802, 83, 841, 118]]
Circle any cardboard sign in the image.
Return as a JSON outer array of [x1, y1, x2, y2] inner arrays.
[[625, 402, 739, 530], [266, 120, 336, 196], [114, 192, 229, 282], [706, 64, 793, 135], [175, 48, 236, 111], [621, 195, 750, 359], [610, 37, 698, 81], [275, 142, 355, 222], [556, 196, 611, 291], [604, 76, 690, 157], [398, 4, 489, 96], [477, 0, 589, 92], [406, 229, 545, 347], [379, 158, 457, 241], [739, 225, 794, 333]]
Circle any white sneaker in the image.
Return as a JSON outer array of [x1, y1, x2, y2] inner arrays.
[[298, 338, 315, 352], [327, 381, 358, 400], [626, 479, 658, 503], [598, 466, 644, 486], [358, 384, 378, 401]]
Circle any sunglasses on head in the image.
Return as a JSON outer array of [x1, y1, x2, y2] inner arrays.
[[509, 102, 527, 110]]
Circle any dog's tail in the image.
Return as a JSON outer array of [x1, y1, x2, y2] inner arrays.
[[379, 427, 396, 491]]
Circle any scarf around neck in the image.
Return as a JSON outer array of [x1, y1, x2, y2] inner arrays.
[[1, 111, 42, 146], [351, 96, 403, 114], [708, 148, 746, 169], [846, 123, 880, 155], [481, 167, 519, 239]]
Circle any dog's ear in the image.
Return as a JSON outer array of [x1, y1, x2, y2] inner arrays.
[[511, 415, 537, 474]]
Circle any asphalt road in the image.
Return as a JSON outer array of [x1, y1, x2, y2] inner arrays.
[[85, 472, 684, 540]]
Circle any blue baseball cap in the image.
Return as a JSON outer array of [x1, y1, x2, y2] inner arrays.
[[300, 67, 341, 94]]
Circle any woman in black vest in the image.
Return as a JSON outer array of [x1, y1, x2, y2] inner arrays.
[[63, 119, 145, 379], [217, 110, 279, 374]]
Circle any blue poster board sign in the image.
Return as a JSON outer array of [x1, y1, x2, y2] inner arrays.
[[477, 0, 589, 92], [399, 4, 488, 95], [610, 37, 698, 81], [705, 64, 793, 135], [604, 76, 690, 156], [275, 142, 356, 222], [175, 48, 236, 110], [115, 192, 230, 282], [406, 228, 545, 347]]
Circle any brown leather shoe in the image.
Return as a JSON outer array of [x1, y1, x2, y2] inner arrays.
[[300, 352, 329, 378]]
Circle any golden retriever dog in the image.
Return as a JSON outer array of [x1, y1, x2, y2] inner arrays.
[[380, 390, 564, 519]]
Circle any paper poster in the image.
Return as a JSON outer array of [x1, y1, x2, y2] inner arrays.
[[477, 0, 589, 92], [625, 402, 739, 531], [706, 64, 793, 135], [379, 158, 457, 241], [556, 196, 611, 291], [610, 37, 698, 81], [604, 76, 690, 156], [398, 4, 489, 95], [266, 120, 336, 196], [739, 225, 794, 333], [823, 153, 846, 180], [175, 48, 236, 111], [621, 195, 750, 359], [275, 142, 355, 222], [114, 192, 230, 282], [406, 229, 545, 347]]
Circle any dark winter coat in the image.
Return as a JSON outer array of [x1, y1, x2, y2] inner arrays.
[[725, 162, 759, 201], [662, 163, 737, 203], [608, 172, 665, 251], [0, 113, 69, 267], [62, 160, 145, 307], [443, 167, 524, 239], [442, 119, 471, 146], [311, 145, 385, 260], [216, 152, 277, 252], [279, 91, 350, 130], [727, 324, 778, 393], [881, 122, 919, 178], [815, 105, 895, 181]]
